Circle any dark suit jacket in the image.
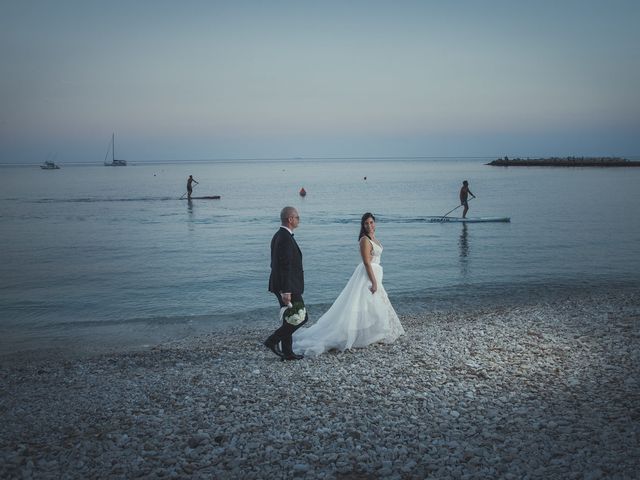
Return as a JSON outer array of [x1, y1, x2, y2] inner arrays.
[[268, 227, 304, 295]]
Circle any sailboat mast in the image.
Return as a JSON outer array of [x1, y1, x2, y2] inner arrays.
[[112, 133, 115, 162]]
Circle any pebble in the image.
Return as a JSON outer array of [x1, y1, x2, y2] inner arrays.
[[1, 291, 639, 479]]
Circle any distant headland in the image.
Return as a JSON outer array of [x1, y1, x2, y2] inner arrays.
[[487, 156, 639, 167]]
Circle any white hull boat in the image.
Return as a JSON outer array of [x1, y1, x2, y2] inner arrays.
[[40, 160, 60, 170], [104, 133, 127, 166]]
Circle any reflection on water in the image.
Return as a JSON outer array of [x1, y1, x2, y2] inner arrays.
[[187, 198, 194, 231], [459, 223, 469, 276]]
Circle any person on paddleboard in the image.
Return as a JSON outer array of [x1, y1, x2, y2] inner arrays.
[[187, 175, 198, 199], [459, 180, 475, 218]]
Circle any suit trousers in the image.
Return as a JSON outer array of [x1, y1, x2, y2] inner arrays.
[[268, 293, 308, 355]]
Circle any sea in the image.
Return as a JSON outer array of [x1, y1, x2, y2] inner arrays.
[[1, 158, 639, 359]]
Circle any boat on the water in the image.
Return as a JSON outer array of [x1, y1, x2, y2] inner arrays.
[[424, 216, 510, 223], [40, 160, 60, 170], [103, 133, 127, 166], [183, 196, 221, 200]]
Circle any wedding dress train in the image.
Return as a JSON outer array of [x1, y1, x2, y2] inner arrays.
[[293, 239, 404, 356]]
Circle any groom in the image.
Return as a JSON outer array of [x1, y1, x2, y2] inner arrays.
[[264, 206, 307, 361]]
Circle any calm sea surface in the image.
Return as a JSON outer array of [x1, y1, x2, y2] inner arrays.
[[1, 158, 639, 358]]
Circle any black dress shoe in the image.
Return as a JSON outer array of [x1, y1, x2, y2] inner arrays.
[[281, 353, 304, 361], [264, 339, 283, 358]]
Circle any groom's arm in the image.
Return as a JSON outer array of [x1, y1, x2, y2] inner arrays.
[[276, 235, 295, 296]]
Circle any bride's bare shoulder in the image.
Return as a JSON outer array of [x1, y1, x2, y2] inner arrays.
[[359, 236, 373, 246]]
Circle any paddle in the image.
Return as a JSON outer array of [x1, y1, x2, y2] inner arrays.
[[180, 181, 198, 199], [442, 196, 475, 218]]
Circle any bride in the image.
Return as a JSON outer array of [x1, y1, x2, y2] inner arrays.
[[293, 212, 405, 356]]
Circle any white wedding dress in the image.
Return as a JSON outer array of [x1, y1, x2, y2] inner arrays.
[[293, 238, 405, 356]]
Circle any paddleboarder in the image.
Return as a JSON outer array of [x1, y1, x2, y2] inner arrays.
[[459, 180, 475, 218], [187, 175, 198, 200]]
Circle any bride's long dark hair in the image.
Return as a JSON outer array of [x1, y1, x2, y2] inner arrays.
[[359, 212, 375, 241]]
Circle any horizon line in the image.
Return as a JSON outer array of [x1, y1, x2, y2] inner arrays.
[[2, 153, 638, 166]]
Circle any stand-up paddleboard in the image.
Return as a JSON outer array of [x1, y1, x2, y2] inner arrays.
[[425, 216, 510, 223], [183, 196, 221, 200]]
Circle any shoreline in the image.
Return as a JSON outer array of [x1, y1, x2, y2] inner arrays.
[[3, 281, 638, 367], [1, 291, 639, 478]]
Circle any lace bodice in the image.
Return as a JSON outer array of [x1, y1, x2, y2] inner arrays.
[[368, 239, 383, 265]]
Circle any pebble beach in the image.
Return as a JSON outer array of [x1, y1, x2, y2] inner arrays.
[[1, 291, 639, 479]]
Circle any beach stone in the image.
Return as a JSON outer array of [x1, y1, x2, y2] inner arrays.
[[1, 292, 639, 480], [583, 469, 604, 480]]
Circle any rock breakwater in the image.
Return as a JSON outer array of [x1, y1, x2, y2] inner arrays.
[[487, 156, 638, 167]]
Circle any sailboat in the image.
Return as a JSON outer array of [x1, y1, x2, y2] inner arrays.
[[103, 133, 127, 166]]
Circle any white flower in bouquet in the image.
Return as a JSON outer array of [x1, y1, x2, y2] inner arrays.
[[280, 301, 307, 326]]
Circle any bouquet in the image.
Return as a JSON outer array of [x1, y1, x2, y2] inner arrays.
[[280, 301, 307, 326]]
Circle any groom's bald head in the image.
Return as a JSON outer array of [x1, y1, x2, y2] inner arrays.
[[280, 206, 296, 223], [280, 206, 300, 230]]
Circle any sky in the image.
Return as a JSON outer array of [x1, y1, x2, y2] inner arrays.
[[1, 0, 639, 163]]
